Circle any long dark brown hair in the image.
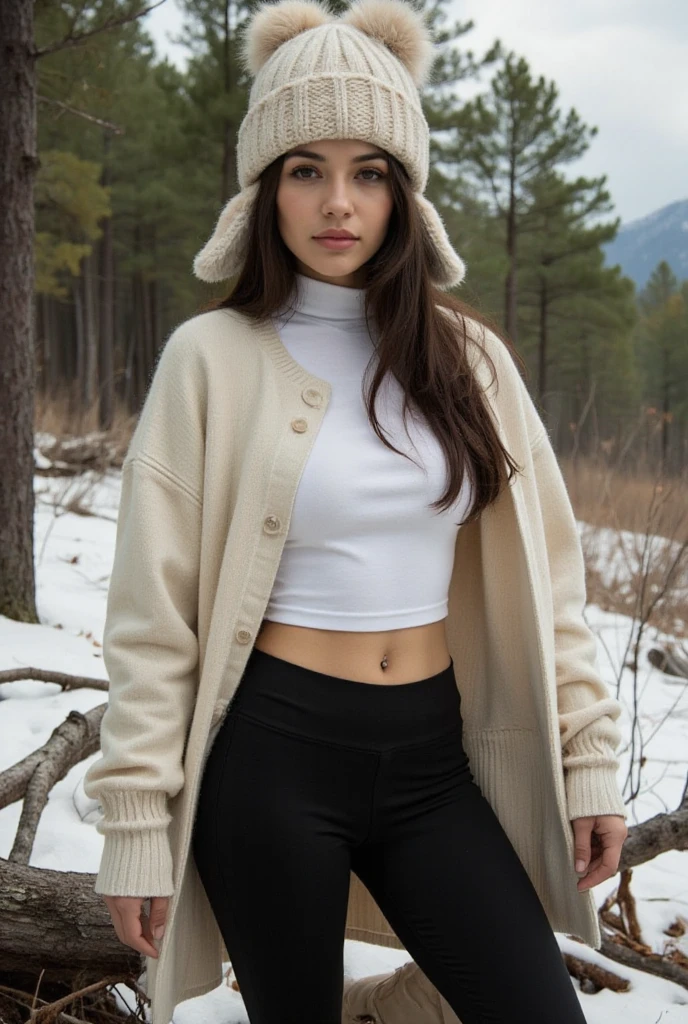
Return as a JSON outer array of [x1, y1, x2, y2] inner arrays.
[[198, 149, 525, 526]]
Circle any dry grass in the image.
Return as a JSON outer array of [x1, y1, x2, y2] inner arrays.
[[561, 453, 688, 640], [561, 454, 688, 544], [34, 384, 138, 464]]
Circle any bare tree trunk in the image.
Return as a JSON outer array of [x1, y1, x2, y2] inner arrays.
[[221, 0, 238, 204], [0, 0, 39, 623], [537, 274, 548, 406], [504, 155, 518, 343], [98, 131, 115, 432], [82, 247, 98, 420], [661, 353, 670, 476], [153, 241, 162, 358], [132, 228, 147, 407], [46, 293, 59, 397], [73, 272, 84, 422], [141, 233, 155, 377], [38, 292, 51, 397]]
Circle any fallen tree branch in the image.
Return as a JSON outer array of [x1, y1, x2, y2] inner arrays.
[[598, 931, 688, 989], [618, 781, 688, 870], [1, 705, 106, 863], [647, 642, 688, 680], [0, 981, 89, 1023], [0, 667, 108, 691], [32, 975, 134, 1024], [0, 859, 141, 982], [562, 952, 630, 994]]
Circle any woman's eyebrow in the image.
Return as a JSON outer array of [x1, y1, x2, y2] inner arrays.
[[284, 148, 388, 163]]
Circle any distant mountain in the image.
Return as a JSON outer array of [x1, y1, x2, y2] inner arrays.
[[603, 198, 688, 291]]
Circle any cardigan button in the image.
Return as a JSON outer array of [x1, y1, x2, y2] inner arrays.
[[263, 515, 281, 533], [302, 387, 323, 408], [235, 629, 252, 644], [291, 417, 308, 433]]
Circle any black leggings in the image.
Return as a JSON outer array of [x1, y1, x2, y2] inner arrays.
[[192, 647, 587, 1024]]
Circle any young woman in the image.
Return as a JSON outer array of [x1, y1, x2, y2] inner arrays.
[[84, 2, 628, 1023]]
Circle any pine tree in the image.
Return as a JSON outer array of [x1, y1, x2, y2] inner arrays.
[[447, 52, 597, 344], [517, 169, 634, 412], [636, 262, 688, 473]]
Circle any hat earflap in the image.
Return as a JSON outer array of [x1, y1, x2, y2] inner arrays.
[[414, 192, 466, 290], [193, 181, 260, 283]]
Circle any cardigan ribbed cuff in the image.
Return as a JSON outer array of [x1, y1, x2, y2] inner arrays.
[[565, 766, 627, 821], [94, 790, 175, 897]]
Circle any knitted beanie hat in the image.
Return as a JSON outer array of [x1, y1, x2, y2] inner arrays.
[[193, 0, 466, 290]]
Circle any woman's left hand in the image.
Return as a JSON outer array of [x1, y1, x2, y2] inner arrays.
[[570, 815, 628, 891]]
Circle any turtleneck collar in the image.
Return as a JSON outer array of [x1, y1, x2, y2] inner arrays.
[[290, 272, 367, 321]]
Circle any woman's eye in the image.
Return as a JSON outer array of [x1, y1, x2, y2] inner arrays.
[[290, 166, 385, 181], [291, 166, 317, 180]]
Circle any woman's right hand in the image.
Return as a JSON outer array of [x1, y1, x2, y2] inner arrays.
[[103, 895, 170, 959]]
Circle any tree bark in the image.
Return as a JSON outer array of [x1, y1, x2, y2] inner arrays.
[[0, 0, 39, 624], [98, 171, 115, 432], [538, 273, 548, 405], [3, 705, 106, 864], [504, 149, 518, 343], [221, 0, 238, 204], [0, 858, 142, 985]]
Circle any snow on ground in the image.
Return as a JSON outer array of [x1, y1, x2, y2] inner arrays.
[[1, 469, 687, 1023]]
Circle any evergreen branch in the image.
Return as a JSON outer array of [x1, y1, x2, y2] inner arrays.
[[33, 0, 168, 59], [37, 95, 124, 134]]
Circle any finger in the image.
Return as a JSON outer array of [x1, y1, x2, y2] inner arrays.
[[572, 824, 592, 875], [577, 855, 603, 890], [586, 853, 603, 873], [578, 865, 611, 890], [108, 902, 127, 946], [140, 903, 155, 947], [577, 846, 620, 891], [108, 897, 143, 949], [149, 895, 169, 941], [126, 929, 159, 959], [120, 901, 159, 959]]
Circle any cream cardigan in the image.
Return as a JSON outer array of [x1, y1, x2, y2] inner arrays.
[[84, 307, 627, 1024]]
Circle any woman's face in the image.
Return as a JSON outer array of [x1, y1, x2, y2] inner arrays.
[[276, 138, 394, 288]]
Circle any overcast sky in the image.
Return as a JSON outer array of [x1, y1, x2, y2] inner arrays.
[[143, 0, 687, 225]]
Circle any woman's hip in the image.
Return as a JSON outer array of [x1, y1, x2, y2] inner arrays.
[[221, 645, 464, 752]]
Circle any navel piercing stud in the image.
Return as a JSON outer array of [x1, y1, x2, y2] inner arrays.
[[380, 656, 388, 669]]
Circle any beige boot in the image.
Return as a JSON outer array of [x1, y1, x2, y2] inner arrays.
[[342, 961, 463, 1024]]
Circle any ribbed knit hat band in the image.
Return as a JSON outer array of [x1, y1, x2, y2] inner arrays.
[[239, 73, 429, 194], [193, 0, 466, 290]]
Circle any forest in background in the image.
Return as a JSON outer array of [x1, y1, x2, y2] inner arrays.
[[29, 0, 688, 473]]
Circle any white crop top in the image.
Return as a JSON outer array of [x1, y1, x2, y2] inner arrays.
[[263, 273, 475, 631]]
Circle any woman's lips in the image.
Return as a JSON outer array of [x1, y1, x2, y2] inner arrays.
[[313, 236, 358, 250]]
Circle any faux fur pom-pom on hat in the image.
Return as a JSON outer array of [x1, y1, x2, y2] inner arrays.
[[239, 0, 335, 77], [341, 0, 436, 88], [241, 0, 436, 87], [193, 0, 467, 291]]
